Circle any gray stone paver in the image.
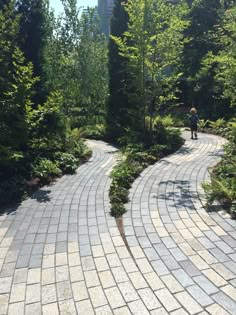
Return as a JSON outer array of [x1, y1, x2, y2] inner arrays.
[[0, 134, 236, 314], [123, 132, 236, 314]]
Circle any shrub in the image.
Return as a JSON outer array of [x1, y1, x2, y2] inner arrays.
[[54, 152, 78, 174], [32, 158, 61, 183], [165, 127, 183, 151], [202, 123, 236, 218], [203, 178, 236, 208], [161, 114, 175, 128], [109, 127, 183, 218], [0, 176, 26, 205], [209, 118, 226, 129], [83, 124, 106, 139], [111, 162, 136, 190], [74, 140, 92, 160], [148, 144, 169, 157], [110, 187, 129, 204], [110, 203, 127, 218], [198, 119, 210, 131]]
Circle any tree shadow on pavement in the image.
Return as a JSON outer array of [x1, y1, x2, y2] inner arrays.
[[154, 179, 199, 210], [31, 189, 51, 203]]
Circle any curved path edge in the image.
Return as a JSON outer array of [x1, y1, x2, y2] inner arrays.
[[0, 134, 235, 315], [123, 131, 236, 315]]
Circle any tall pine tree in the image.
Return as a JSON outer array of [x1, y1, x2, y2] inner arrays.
[[107, 0, 129, 140], [181, 0, 228, 117], [0, 0, 11, 10], [16, 0, 50, 103]]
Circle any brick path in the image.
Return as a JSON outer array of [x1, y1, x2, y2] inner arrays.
[[0, 134, 236, 314]]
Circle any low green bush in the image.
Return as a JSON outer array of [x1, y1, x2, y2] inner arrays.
[[109, 126, 183, 218], [83, 124, 106, 139], [202, 123, 236, 218], [32, 158, 62, 183], [110, 187, 129, 204], [54, 152, 78, 174], [110, 202, 127, 218], [0, 176, 26, 206], [198, 118, 236, 138]]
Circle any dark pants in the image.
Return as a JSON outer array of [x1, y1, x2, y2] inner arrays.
[[191, 125, 197, 132]]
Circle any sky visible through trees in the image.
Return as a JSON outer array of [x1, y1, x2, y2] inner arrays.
[[50, 0, 97, 15]]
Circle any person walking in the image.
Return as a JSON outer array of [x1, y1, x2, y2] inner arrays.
[[189, 107, 199, 139]]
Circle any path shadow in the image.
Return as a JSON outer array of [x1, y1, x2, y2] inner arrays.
[[31, 189, 51, 203], [154, 179, 199, 210], [0, 203, 20, 216], [208, 149, 225, 157], [177, 146, 195, 155]]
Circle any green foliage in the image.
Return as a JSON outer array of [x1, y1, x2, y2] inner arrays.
[[202, 123, 236, 217], [198, 118, 235, 137], [111, 160, 140, 190], [44, 5, 109, 124], [153, 115, 175, 128], [0, 4, 90, 204], [110, 126, 183, 217], [32, 158, 62, 182], [16, 0, 51, 103], [83, 124, 106, 139], [202, 5, 236, 108], [111, 0, 189, 137], [107, 0, 129, 140], [110, 203, 127, 218], [209, 118, 226, 129], [0, 4, 38, 178], [181, 0, 229, 118], [198, 119, 210, 130], [54, 152, 78, 174], [27, 91, 68, 154], [203, 177, 236, 207], [0, 175, 26, 206], [110, 187, 129, 204]]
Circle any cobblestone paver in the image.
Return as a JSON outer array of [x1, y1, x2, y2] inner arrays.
[[124, 132, 236, 314], [0, 134, 236, 314]]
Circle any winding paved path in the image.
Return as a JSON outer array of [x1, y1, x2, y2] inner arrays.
[[0, 133, 235, 314]]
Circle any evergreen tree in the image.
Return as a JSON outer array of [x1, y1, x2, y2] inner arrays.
[[16, 0, 50, 103], [107, 0, 129, 140], [0, 2, 37, 178], [0, 0, 10, 10], [181, 0, 228, 117], [202, 3, 236, 110]]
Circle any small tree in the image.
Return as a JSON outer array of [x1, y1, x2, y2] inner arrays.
[[111, 0, 189, 140], [0, 2, 38, 177], [181, 0, 230, 117], [205, 5, 236, 108]]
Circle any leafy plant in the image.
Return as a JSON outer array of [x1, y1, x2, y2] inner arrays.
[[0, 176, 26, 206], [83, 124, 106, 139], [111, 0, 189, 136], [203, 178, 236, 207], [54, 152, 78, 174], [161, 115, 175, 128], [202, 123, 236, 218], [198, 119, 210, 130], [110, 203, 127, 218], [209, 118, 226, 129], [109, 126, 183, 218], [32, 158, 62, 183]]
